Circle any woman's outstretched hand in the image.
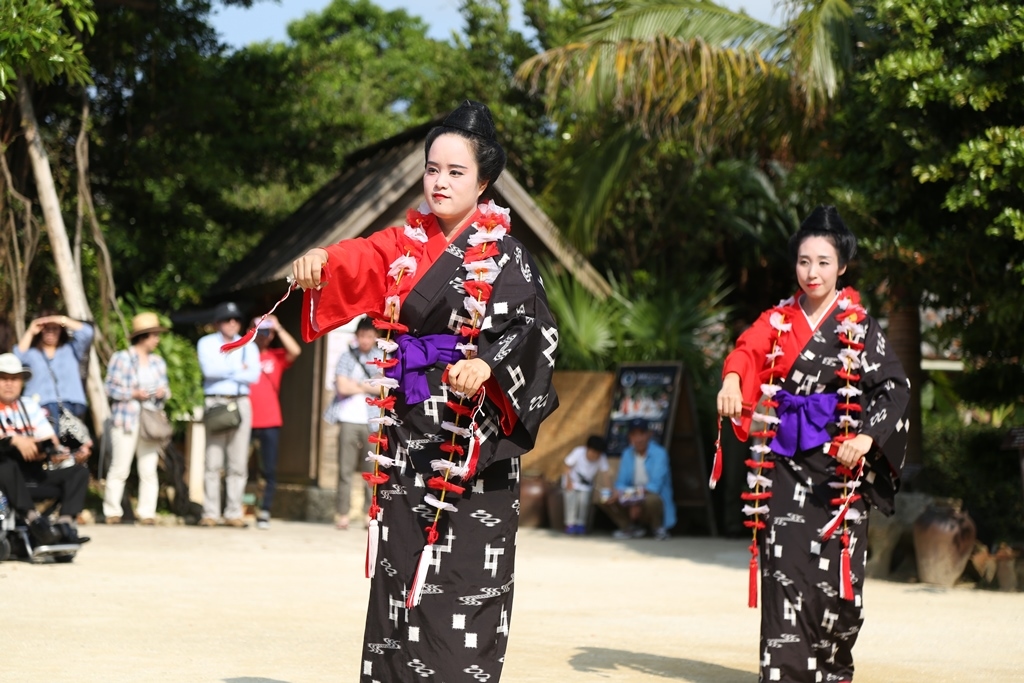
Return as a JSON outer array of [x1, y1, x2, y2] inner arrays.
[[716, 372, 744, 419], [292, 248, 329, 290]]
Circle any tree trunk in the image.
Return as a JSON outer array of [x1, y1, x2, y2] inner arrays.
[[17, 77, 111, 433], [886, 296, 923, 475]]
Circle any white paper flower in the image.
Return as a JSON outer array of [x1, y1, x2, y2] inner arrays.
[[403, 225, 428, 243], [388, 255, 418, 279], [463, 258, 501, 283], [742, 504, 770, 516], [766, 347, 785, 362], [367, 377, 400, 390], [467, 226, 508, 246], [376, 338, 399, 353], [750, 444, 773, 455], [769, 311, 792, 332], [455, 343, 478, 356], [751, 413, 780, 425], [838, 347, 862, 369], [760, 383, 781, 398], [837, 415, 861, 429], [463, 296, 487, 317], [441, 421, 472, 439], [747, 472, 774, 488], [837, 386, 863, 398], [366, 452, 396, 468], [424, 493, 458, 513]]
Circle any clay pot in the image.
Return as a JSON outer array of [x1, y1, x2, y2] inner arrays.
[[519, 472, 549, 528], [913, 500, 976, 587]]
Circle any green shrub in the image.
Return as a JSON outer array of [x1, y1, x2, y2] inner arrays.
[[919, 419, 1024, 544]]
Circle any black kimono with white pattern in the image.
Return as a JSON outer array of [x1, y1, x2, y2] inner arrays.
[[758, 308, 909, 683], [359, 226, 558, 683]]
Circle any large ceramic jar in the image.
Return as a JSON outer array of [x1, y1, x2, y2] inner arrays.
[[519, 471, 549, 528], [913, 500, 976, 587]]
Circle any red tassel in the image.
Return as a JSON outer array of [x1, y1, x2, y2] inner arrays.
[[709, 421, 723, 490], [748, 543, 759, 608], [840, 532, 854, 601], [368, 433, 389, 450], [464, 432, 481, 480]]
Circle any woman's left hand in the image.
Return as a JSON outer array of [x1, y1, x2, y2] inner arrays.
[[835, 433, 873, 469], [447, 358, 492, 397]]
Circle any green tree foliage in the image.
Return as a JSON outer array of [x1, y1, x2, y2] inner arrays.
[[820, 0, 1024, 406], [0, 0, 97, 99]]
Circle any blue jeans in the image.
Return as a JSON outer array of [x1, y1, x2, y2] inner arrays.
[[41, 401, 88, 434], [251, 427, 280, 512]]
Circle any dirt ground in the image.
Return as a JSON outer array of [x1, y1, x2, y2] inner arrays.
[[3, 522, 1022, 682]]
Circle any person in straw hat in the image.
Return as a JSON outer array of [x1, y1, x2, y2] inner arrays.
[[102, 312, 171, 525]]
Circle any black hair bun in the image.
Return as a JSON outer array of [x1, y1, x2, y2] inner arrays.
[[441, 100, 497, 141]]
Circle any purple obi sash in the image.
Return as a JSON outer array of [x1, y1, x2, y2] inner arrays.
[[770, 390, 838, 457], [384, 333, 463, 405]]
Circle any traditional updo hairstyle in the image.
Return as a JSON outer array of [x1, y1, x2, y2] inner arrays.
[[788, 205, 858, 267], [424, 100, 507, 198]]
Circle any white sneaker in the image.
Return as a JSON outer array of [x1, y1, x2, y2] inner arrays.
[[256, 510, 271, 530], [654, 527, 669, 541]]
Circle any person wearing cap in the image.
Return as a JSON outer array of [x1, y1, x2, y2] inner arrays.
[[600, 419, 676, 540], [197, 302, 261, 527], [247, 314, 301, 530], [102, 312, 171, 525], [329, 316, 383, 531], [15, 310, 94, 432], [0, 352, 90, 544]]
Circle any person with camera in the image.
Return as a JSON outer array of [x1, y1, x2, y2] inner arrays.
[[0, 353, 90, 544], [102, 313, 171, 525], [197, 302, 260, 528]]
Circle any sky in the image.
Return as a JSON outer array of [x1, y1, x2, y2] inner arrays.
[[211, 0, 781, 49]]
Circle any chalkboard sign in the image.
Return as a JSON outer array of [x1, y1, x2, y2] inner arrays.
[[604, 362, 683, 456], [603, 361, 717, 535]]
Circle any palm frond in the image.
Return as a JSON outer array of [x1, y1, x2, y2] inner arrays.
[[517, 1, 786, 137]]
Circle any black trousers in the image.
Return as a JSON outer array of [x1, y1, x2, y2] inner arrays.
[[19, 460, 90, 518], [0, 458, 35, 513]]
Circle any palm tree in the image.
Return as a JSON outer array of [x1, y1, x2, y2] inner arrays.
[[517, 0, 856, 242]]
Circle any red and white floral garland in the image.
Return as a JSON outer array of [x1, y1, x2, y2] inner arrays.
[[357, 200, 512, 609]]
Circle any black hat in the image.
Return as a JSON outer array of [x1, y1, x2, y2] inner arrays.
[[627, 418, 650, 433], [213, 301, 244, 323]]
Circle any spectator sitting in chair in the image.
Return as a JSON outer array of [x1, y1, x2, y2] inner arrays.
[[600, 418, 675, 541], [0, 353, 90, 544]]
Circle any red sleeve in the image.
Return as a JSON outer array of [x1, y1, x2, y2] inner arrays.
[[301, 229, 404, 342], [483, 375, 518, 436]]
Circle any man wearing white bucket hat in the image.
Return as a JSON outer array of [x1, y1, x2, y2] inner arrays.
[[0, 353, 90, 544]]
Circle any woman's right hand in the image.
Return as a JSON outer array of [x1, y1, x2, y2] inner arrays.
[[291, 248, 329, 290], [716, 373, 744, 419]]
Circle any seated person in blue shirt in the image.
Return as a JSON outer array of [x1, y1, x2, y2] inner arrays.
[[600, 419, 676, 540]]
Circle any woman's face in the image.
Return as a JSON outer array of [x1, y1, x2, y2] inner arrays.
[[423, 134, 487, 233], [795, 235, 846, 303], [139, 333, 161, 353], [40, 324, 61, 346]]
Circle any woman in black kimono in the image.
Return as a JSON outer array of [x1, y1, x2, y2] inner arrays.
[[715, 206, 911, 683], [292, 101, 558, 682]]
